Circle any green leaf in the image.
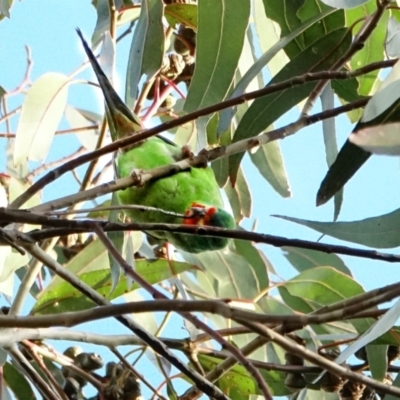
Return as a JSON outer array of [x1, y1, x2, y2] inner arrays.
[[283, 246, 351, 276], [3, 362, 35, 400], [298, 0, 345, 49], [125, 0, 164, 106], [234, 239, 270, 290], [195, 354, 291, 397], [224, 167, 251, 223], [32, 259, 195, 315], [249, 141, 291, 198], [211, 127, 231, 187], [229, 28, 351, 184], [14, 73, 71, 166], [183, 247, 261, 299], [347, 1, 386, 96], [184, 0, 250, 136], [41, 239, 110, 295], [316, 60, 400, 206], [275, 208, 400, 248], [92, 0, 124, 43], [279, 267, 364, 308], [218, 7, 335, 135], [366, 345, 387, 381], [165, 3, 197, 30]]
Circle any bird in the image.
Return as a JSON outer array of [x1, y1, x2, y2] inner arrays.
[[76, 29, 235, 253]]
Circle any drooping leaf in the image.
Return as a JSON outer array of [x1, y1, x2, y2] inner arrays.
[[317, 61, 400, 206], [3, 362, 35, 400], [275, 208, 400, 248], [224, 167, 251, 223], [33, 259, 196, 315], [366, 345, 387, 381], [249, 141, 291, 198], [335, 298, 400, 365], [125, 0, 164, 106], [321, 84, 342, 220], [184, 0, 250, 148], [218, 7, 335, 135], [14, 73, 71, 166], [229, 28, 351, 184], [234, 239, 270, 290], [182, 247, 261, 300]]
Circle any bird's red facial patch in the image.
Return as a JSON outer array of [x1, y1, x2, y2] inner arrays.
[[184, 203, 217, 226]]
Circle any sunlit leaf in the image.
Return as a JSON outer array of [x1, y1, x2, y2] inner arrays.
[[32, 259, 196, 314], [349, 123, 400, 155], [347, 1, 386, 96], [14, 73, 71, 166], [335, 298, 400, 365]]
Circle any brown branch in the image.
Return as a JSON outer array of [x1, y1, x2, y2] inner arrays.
[[300, 0, 391, 116], [19, 98, 368, 214], [94, 226, 273, 400], [237, 319, 400, 398], [10, 58, 391, 209], [25, 147, 87, 181], [0, 288, 396, 330], [1, 206, 398, 262], [20, 241, 230, 400]]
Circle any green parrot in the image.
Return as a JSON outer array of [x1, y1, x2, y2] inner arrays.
[[77, 29, 235, 253]]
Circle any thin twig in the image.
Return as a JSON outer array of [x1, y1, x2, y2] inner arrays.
[[10, 58, 391, 209], [94, 226, 273, 400], [20, 241, 230, 400]]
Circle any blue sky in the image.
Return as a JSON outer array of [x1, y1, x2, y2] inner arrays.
[[2, 0, 400, 397]]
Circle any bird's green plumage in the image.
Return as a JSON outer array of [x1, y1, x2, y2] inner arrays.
[[77, 29, 235, 253]]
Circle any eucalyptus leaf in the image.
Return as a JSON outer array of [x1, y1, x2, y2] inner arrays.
[[275, 209, 400, 249], [14, 73, 71, 166]]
